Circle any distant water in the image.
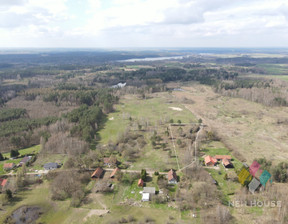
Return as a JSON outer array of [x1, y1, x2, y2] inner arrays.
[[119, 55, 188, 62]]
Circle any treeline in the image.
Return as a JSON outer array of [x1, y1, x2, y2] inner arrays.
[[0, 84, 27, 103], [0, 108, 27, 122], [0, 117, 57, 137], [42, 88, 118, 111], [215, 79, 288, 107], [66, 105, 104, 142], [94, 67, 238, 87]]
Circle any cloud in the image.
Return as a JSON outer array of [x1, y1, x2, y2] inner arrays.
[[0, 0, 288, 47]]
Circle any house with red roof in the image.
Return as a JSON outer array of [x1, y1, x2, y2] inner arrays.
[[167, 169, 177, 184], [222, 158, 233, 168], [204, 156, 217, 166], [110, 167, 120, 178], [0, 178, 8, 192], [138, 179, 144, 187], [91, 167, 104, 178], [3, 163, 15, 170]]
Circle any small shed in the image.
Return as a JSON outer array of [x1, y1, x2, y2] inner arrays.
[[167, 169, 177, 184], [249, 177, 261, 194], [138, 179, 144, 187], [142, 193, 150, 202], [222, 158, 233, 168]]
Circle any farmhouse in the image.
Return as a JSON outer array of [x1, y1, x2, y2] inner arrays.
[[167, 169, 177, 184], [91, 167, 104, 178], [204, 156, 217, 166], [43, 163, 59, 170], [103, 157, 118, 167], [110, 167, 120, 178], [3, 163, 15, 170]]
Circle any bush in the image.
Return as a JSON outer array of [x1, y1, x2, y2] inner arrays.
[[272, 162, 288, 183], [0, 152, 4, 161], [10, 149, 20, 158]]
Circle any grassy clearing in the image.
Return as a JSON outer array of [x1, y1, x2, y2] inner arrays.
[[99, 94, 196, 144], [256, 64, 288, 75], [2, 145, 41, 158], [207, 167, 240, 203], [84, 204, 196, 224]]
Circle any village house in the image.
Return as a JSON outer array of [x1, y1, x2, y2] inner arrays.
[[204, 156, 217, 166], [110, 167, 120, 178], [103, 157, 118, 167], [3, 163, 15, 170], [43, 163, 59, 170], [91, 167, 104, 178], [19, 156, 32, 166], [142, 187, 156, 202], [138, 179, 144, 187], [167, 169, 177, 184]]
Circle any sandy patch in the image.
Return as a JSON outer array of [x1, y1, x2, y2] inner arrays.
[[169, 107, 183, 111], [83, 209, 109, 221]]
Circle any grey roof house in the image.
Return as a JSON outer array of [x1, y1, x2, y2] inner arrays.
[[43, 163, 59, 170]]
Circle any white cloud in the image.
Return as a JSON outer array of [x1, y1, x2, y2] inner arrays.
[[0, 0, 288, 47]]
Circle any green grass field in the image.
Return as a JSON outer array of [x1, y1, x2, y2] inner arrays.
[[2, 145, 41, 158], [99, 94, 197, 144]]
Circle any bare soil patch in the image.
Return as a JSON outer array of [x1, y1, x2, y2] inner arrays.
[[173, 84, 288, 163]]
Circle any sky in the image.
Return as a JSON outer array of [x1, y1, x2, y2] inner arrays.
[[0, 0, 288, 48]]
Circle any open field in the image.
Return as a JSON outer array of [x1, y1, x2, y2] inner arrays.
[[99, 93, 197, 144], [173, 83, 288, 164]]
